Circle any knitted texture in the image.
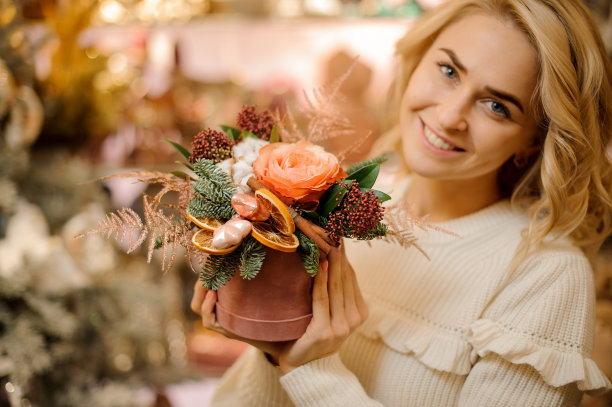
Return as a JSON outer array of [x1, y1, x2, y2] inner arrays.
[[210, 199, 611, 406]]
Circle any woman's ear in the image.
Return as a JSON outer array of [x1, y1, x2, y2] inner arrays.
[[513, 144, 541, 168]]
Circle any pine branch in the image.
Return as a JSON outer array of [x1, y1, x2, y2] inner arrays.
[[353, 221, 388, 240], [192, 158, 236, 191], [200, 250, 241, 290], [238, 236, 266, 280], [2, 318, 52, 387], [187, 196, 236, 220], [297, 230, 320, 277], [193, 178, 234, 203]]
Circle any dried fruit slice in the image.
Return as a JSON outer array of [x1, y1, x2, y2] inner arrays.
[[186, 212, 224, 231], [251, 222, 299, 253], [254, 188, 295, 236], [192, 228, 240, 255]]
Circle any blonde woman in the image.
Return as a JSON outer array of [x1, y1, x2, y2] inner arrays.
[[192, 0, 612, 405]]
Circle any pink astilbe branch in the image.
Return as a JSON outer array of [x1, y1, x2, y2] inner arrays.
[[380, 200, 460, 260], [302, 60, 357, 144], [335, 130, 375, 164], [76, 170, 195, 273], [272, 105, 304, 143], [76, 207, 146, 253]]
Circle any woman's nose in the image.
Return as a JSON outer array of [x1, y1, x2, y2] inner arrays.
[[437, 90, 469, 132]]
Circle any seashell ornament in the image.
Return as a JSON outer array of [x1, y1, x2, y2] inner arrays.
[[212, 224, 243, 249], [230, 193, 270, 221]]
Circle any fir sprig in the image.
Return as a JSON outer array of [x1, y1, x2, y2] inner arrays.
[[200, 250, 242, 290], [355, 222, 388, 240], [193, 158, 235, 190], [297, 230, 319, 277], [188, 158, 237, 220], [187, 196, 236, 220], [238, 236, 267, 279]]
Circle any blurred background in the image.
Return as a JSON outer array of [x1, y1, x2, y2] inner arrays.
[[0, 0, 611, 406]]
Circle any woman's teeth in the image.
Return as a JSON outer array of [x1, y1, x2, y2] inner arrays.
[[424, 126, 458, 151]]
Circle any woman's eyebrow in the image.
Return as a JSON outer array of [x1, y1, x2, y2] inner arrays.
[[440, 48, 467, 73], [485, 87, 524, 113], [439, 47, 525, 113]]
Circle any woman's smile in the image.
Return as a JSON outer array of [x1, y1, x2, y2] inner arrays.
[[420, 119, 464, 154]]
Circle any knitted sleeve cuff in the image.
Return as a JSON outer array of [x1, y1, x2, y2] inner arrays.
[[279, 353, 383, 407]]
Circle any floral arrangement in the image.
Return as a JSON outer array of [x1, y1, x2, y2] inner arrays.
[[79, 79, 428, 290]]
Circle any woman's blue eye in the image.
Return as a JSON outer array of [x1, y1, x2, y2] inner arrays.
[[438, 63, 457, 79], [488, 100, 510, 118]]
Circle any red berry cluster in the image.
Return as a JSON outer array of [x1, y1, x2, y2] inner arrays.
[[236, 105, 275, 140], [190, 128, 234, 164], [326, 182, 384, 244]]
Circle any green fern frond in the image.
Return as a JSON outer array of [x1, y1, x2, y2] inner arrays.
[[297, 230, 319, 277], [238, 236, 266, 280], [346, 156, 388, 175], [200, 250, 241, 290]]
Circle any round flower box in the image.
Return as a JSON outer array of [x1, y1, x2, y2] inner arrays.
[[215, 248, 313, 342]]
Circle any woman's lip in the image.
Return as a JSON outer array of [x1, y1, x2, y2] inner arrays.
[[420, 120, 464, 154]]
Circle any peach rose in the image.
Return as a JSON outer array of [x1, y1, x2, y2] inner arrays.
[[253, 140, 346, 205]]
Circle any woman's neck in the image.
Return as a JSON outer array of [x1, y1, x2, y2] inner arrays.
[[404, 175, 502, 222]]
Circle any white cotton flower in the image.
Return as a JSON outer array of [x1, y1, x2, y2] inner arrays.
[[231, 138, 269, 192], [215, 157, 233, 177], [232, 160, 256, 192], [233, 137, 269, 166]]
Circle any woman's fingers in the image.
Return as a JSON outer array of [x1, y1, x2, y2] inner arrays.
[[340, 249, 360, 329], [190, 279, 206, 315], [327, 244, 349, 338], [200, 289, 220, 330], [342, 246, 369, 326], [310, 254, 331, 328]]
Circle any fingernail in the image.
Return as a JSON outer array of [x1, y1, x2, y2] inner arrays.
[[321, 259, 329, 273]]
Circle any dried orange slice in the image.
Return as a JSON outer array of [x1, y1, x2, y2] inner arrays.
[[192, 228, 240, 255], [251, 222, 299, 253], [254, 189, 295, 236], [186, 212, 224, 231]]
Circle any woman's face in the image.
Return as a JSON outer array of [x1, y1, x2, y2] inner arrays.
[[400, 13, 541, 189]]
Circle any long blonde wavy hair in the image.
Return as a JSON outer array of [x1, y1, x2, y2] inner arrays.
[[381, 0, 612, 257]]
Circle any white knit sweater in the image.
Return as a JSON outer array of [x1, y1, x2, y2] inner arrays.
[[210, 199, 612, 406]]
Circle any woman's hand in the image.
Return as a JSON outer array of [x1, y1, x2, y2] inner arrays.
[[190, 242, 369, 373], [190, 279, 286, 358], [277, 242, 369, 373]]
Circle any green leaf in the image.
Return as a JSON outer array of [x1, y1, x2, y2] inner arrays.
[[317, 180, 352, 218], [299, 209, 321, 225], [170, 170, 192, 180], [346, 156, 388, 175], [175, 160, 194, 172], [364, 189, 392, 202], [240, 130, 259, 140], [347, 163, 380, 189], [163, 139, 191, 160], [269, 123, 280, 143], [219, 125, 241, 141]]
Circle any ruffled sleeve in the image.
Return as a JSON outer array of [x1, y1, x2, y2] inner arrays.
[[468, 248, 612, 395]]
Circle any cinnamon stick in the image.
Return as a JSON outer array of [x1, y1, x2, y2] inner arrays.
[[247, 176, 336, 254]]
